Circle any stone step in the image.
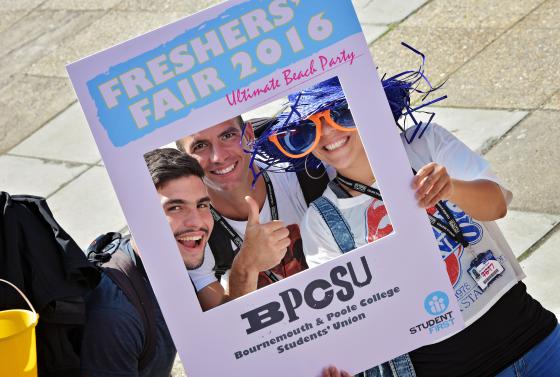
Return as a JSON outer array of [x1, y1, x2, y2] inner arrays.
[[9, 102, 101, 164], [0, 154, 88, 198], [46, 166, 126, 249], [496, 210, 559, 259], [520, 228, 560, 318], [414, 107, 527, 153]]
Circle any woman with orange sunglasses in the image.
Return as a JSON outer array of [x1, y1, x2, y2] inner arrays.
[[249, 69, 559, 376]]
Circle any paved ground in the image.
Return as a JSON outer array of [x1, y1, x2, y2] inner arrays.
[[1, 1, 559, 376]]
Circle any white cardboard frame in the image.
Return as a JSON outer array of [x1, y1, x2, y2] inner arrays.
[[67, 1, 463, 375]]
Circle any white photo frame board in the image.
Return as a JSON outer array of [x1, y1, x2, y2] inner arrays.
[[67, 1, 464, 375]]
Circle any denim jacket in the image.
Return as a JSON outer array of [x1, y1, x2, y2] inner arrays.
[[359, 354, 416, 377], [312, 198, 417, 377]]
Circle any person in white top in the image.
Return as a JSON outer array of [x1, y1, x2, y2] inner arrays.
[[248, 64, 559, 375]]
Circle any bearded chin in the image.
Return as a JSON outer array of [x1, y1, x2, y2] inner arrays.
[[186, 253, 205, 271]]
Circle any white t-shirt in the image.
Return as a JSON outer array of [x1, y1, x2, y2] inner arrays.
[[301, 124, 524, 325], [217, 169, 309, 288], [188, 245, 217, 292]]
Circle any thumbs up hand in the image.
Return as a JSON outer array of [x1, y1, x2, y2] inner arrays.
[[228, 196, 291, 298], [245, 195, 262, 227], [238, 196, 290, 272]]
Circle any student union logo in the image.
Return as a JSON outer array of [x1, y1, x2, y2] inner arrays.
[[424, 291, 449, 315]]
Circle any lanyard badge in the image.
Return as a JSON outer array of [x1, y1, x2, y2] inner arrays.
[[431, 203, 504, 290], [468, 250, 504, 290]]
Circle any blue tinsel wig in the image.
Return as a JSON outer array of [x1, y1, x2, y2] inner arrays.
[[246, 42, 446, 179]]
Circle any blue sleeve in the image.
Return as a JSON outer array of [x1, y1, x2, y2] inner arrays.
[[81, 276, 144, 377]]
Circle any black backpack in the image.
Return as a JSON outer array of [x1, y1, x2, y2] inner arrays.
[[0, 193, 158, 376], [0, 192, 99, 377], [85, 232, 157, 370]]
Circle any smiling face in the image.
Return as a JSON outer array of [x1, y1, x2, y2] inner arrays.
[[178, 118, 254, 193], [311, 116, 365, 171], [158, 175, 213, 270]]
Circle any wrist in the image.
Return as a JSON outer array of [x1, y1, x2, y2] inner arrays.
[[231, 248, 259, 280], [229, 251, 259, 298], [446, 177, 459, 202]]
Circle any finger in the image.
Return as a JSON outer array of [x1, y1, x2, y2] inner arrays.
[[341, 371, 352, 377], [272, 227, 290, 241], [261, 220, 287, 232], [267, 238, 290, 256], [417, 165, 449, 199], [278, 237, 291, 250], [419, 183, 438, 208], [419, 168, 449, 204], [413, 163, 436, 188], [273, 248, 288, 265], [263, 249, 286, 269], [415, 173, 436, 199], [245, 196, 260, 225], [322, 366, 338, 377], [421, 180, 451, 208]]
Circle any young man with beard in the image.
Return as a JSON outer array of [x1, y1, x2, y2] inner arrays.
[[176, 116, 320, 296], [81, 149, 280, 377]]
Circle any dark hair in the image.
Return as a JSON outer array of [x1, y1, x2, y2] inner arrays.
[[175, 115, 245, 152], [144, 148, 204, 189]]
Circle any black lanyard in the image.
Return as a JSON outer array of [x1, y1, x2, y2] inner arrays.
[[210, 171, 280, 282], [430, 202, 469, 247], [335, 174, 383, 200], [335, 174, 469, 248]]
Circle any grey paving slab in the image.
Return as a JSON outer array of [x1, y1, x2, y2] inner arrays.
[[543, 91, 560, 110], [361, 24, 388, 46], [520, 229, 560, 318], [0, 11, 27, 33], [0, 0, 44, 11], [40, 0, 122, 10], [0, 74, 76, 153], [351, 0, 370, 9], [0, 10, 103, 87], [496, 210, 559, 258], [47, 166, 127, 249], [10, 102, 101, 164], [415, 107, 527, 153], [401, 0, 544, 29], [172, 357, 186, 377], [442, 23, 560, 109], [370, 27, 502, 86], [26, 11, 185, 77], [0, 10, 101, 58], [521, 0, 560, 29], [485, 110, 560, 214], [0, 155, 88, 197], [115, 0, 221, 13], [354, 0, 429, 25]]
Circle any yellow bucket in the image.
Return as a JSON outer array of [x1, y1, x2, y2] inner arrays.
[[0, 279, 39, 377]]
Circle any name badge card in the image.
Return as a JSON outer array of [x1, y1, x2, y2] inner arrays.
[[67, 1, 464, 375]]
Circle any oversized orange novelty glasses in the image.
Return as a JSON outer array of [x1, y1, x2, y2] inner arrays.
[[268, 105, 357, 159]]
